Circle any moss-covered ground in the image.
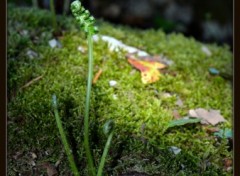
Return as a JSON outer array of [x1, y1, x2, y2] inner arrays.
[[8, 4, 233, 175]]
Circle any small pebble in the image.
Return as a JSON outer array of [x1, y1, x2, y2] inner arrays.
[[30, 152, 37, 159], [176, 98, 183, 107], [169, 146, 181, 155], [201, 46, 212, 56], [29, 160, 36, 166], [26, 50, 38, 59], [49, 39, 62, 48], [109, 80, 117, 87], [45, 151, 49, 156], [77, 46, 86, 53], [209, 67, 220, 75], [20, 30, 28, 36]]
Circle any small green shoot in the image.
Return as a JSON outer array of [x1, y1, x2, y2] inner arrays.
[[50, 0, 58, 32], [97, 120, 115, 176], [52, 94, 80, 176], [71, 1, 116, 175]]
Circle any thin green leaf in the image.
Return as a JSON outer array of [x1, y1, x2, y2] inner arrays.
[[167, 118, 201, 128]]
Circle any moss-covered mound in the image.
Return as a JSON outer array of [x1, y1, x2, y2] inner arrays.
[[8, 4, 232, 175]]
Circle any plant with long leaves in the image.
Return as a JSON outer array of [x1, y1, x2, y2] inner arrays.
[[71, 1, 98, 175], [71, 1, 113, 176], [52, 95, 80, 176], [53, 1, 115, 175]]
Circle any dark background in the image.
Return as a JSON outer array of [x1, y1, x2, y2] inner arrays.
[[8, 0, 233, 49], [8, 0, 233, 50]]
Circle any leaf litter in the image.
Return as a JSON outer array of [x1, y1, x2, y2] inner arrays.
[[188, 108, 226, 126], [92, 35, 174, 84], [92, 69, 103, 84], [93, 34, 149, 56], [40, 162, 58, 176], [172, 110, 181, 119], [127, 54, 166, 84], [20, 75, 43, 89], [168, 108, 227, 129]]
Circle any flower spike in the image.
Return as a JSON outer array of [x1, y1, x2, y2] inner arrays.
[[71, 0, 98, 35]]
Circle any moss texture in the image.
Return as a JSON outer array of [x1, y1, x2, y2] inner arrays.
[[8, 4, 232, 175]]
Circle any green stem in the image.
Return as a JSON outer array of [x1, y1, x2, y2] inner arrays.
[[63, 0, 70, 16], [97, 132, 114, 176], [32, 0, 38, 8], [52, 95, 80, 176], [50, 0, 57, 32], [84, 34, 96, 176]]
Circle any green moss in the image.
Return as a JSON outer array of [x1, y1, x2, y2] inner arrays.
[[8, 4, 232, 175]]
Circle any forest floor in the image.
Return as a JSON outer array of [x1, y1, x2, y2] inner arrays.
[[8, 4, 233, 176]]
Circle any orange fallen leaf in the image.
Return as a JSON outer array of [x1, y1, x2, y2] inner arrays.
[[127, 54, 166, 84]]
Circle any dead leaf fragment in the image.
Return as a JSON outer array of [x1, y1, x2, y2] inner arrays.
[[189, 108, 226, 125], [127, 54, 166, 84], [203, 126, 220, 133], [41, 162, 58, 176], [13, 151, 24, 160], [172, 110, 181, 119], [30, 152, 37, 159], [55, 160, 61, 168], [93, 69, 103, 84], [223, 158, 232, 171], [20, 75, 43, 89], [176, 98, 183, 107]]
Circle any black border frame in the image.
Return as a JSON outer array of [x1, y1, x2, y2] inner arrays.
[[0, 0, 6, 175], [234, 0, 239, 175], [2, 0, 237, 175]]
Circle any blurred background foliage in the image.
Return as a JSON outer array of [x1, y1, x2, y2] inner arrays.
[[8, 0, 233, 49]]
